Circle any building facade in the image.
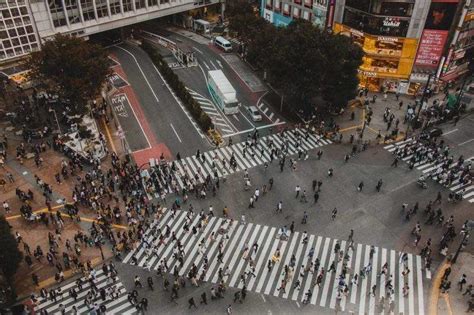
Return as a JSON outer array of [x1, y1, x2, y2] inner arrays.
[[439, 0, 473, 83], [333, 0, 467, 94], [0, 0, 220, 64], [260, 0, 336, 29]]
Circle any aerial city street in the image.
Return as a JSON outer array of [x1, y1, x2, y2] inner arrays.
[[0, 0, 473, 314]]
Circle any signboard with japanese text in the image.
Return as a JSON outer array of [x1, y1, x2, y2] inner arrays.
[[415, 29, 448, 67], [414, 0, 459, 68]]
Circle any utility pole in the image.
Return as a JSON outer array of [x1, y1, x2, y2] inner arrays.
[[414, 73, 432, 127]]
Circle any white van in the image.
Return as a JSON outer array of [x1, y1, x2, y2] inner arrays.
[[214, 36, 232, 52]]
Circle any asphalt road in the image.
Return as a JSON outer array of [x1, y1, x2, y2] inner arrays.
[[109, 43, 210, 157], [152, 29, 286, 140]]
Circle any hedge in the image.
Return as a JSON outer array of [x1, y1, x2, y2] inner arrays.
[[140, 41, 214, 132]]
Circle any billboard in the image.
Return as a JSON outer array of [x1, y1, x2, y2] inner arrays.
[[415, 0, 459, 68]]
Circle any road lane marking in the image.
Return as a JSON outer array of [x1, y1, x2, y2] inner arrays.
[[209, 60, 217, 69], [192, 46, 203, 54], [202, 61, 210, 70], [170, 123, 182, 143], [442, 128, 458, 135], [458, 138, 474, 146], [116, 46, 159, 103], [217, 60, 223, 68]]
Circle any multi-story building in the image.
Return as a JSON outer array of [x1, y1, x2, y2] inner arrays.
[[0, 0, 221, 64], [334, 0, 471, 94], [0, 0, 40, 63], [260, 0, 336, 29], [439, 0, 473, 83]]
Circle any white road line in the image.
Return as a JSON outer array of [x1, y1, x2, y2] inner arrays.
[[458, 138, 474, 146], [358, 246, 370, 315], [203, 61, 210, 70], [209, 60, 217, 69], [216, 60, 223, 68], [170, 123, 182, 143], [192, 46, 203, 54], [407, 254, 415, 315], [350, 243, 363, 304], [416, 256, 425, 315], [442, 128, 458, 135]]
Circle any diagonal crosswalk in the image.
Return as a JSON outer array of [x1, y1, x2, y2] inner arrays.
[[384, 138, 474, 203], [33, 269, 136, 314], [123, 210, 427, 314], [142, 128, 332, 199]]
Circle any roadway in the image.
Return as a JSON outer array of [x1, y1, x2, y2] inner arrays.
[[108, 43, 211, 162], [147, 28, 286, 141]]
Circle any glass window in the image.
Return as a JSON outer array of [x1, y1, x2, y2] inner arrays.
[[49, 0, 67, 27], [148, 0, 158, 6], [345, 0, 370, 12], [343, 8, 409, 37], [2, 10, 10, 18], [0, 31, 7, 39], [28, 34, 36, 42], [20, 36, 28, 44], [17, 27, 25, 35], [123, 0, 133, 12], [0, 52, 6, 60], [20, 7, 28, 15], [110, 0, 121, 15], [96, 0, 108, 18], [15, 46, 23, 54], [81, 0, 96, 21], [10, 8, 20, 17], [12, 38, 20, 46], [26, 25, 33, 33], [8, 29, 16, 37], [65, 0, 81, 24], [135, 0, 145, 10], [22, 16, 30, 24], [3, 40, 12, 48]]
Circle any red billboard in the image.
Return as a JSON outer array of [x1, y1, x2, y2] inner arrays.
[[415, 0, 459, 68]]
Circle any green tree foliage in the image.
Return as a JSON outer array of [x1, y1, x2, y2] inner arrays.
[[228, 10, 363, 114], [28, 34, 111, 113], [0, 216, 22, 283]]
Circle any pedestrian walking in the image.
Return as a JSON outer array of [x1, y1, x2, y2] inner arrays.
[[188, 297, 197, 309], [458, 274, 467, 291], [200, 292, 208, 305], [331, 208, 338, 220]]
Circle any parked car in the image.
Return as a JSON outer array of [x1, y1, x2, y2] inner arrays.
[[247, 106, 262, 122]]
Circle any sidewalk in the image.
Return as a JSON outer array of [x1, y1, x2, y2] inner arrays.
[[0, 108, 126, 298], [438, 253, 474, 315]]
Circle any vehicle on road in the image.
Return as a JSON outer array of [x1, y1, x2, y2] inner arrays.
[[208, 70, 239, 115], [213, 36, 232, 52], [247, 106, 262, 122]]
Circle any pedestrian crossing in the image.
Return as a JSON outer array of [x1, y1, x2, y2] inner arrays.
[[384, 138, 474, 203], [186, 88, 236, 135], [142, 128, 331, 198], [123, 210, 427, 314], [33, 269, 136, 314]]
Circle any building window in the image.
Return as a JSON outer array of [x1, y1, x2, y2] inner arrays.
[[20, 7, 28, 15], [0, 31, 7, 39], [95, 0, 108, 18], [135, 0, 145, 9], [283, 3, 290, 15], [17, 27, 25, 35], [25, 25, 33, 33], [303, 10, 310, 20], [343, 7, 410, 37], [148, 0, 158, 6], [160, 0, 169, 4], [81, 0, 95, 21], [110, 0, 121, 15], [123, 0, 133, 12], [49, 0, 67, 27], [65, 0, 81, 24], [294, 0, 302, 5], [293, 7, 300, 18]]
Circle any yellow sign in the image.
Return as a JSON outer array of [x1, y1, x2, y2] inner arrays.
[[465, 12, 474, 22]]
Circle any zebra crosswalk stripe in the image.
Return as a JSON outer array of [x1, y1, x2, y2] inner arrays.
[[384, 138, 474, 203], [34, 269, 135, 314], [124, 210, 427, 314]]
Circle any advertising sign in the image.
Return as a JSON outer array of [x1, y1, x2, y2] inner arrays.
[[263, 8, 274, 23], [415, 29, 449, 67], [415, 0, 459, 68], [312, 0, 328, 28]]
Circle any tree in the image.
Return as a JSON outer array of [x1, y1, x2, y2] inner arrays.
[[0, 216, 22, 283], [28, 34, 111, 114], [228, 8, 363, 114]]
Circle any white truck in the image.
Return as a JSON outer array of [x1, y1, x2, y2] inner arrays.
[[208, 70, 239, 115]]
